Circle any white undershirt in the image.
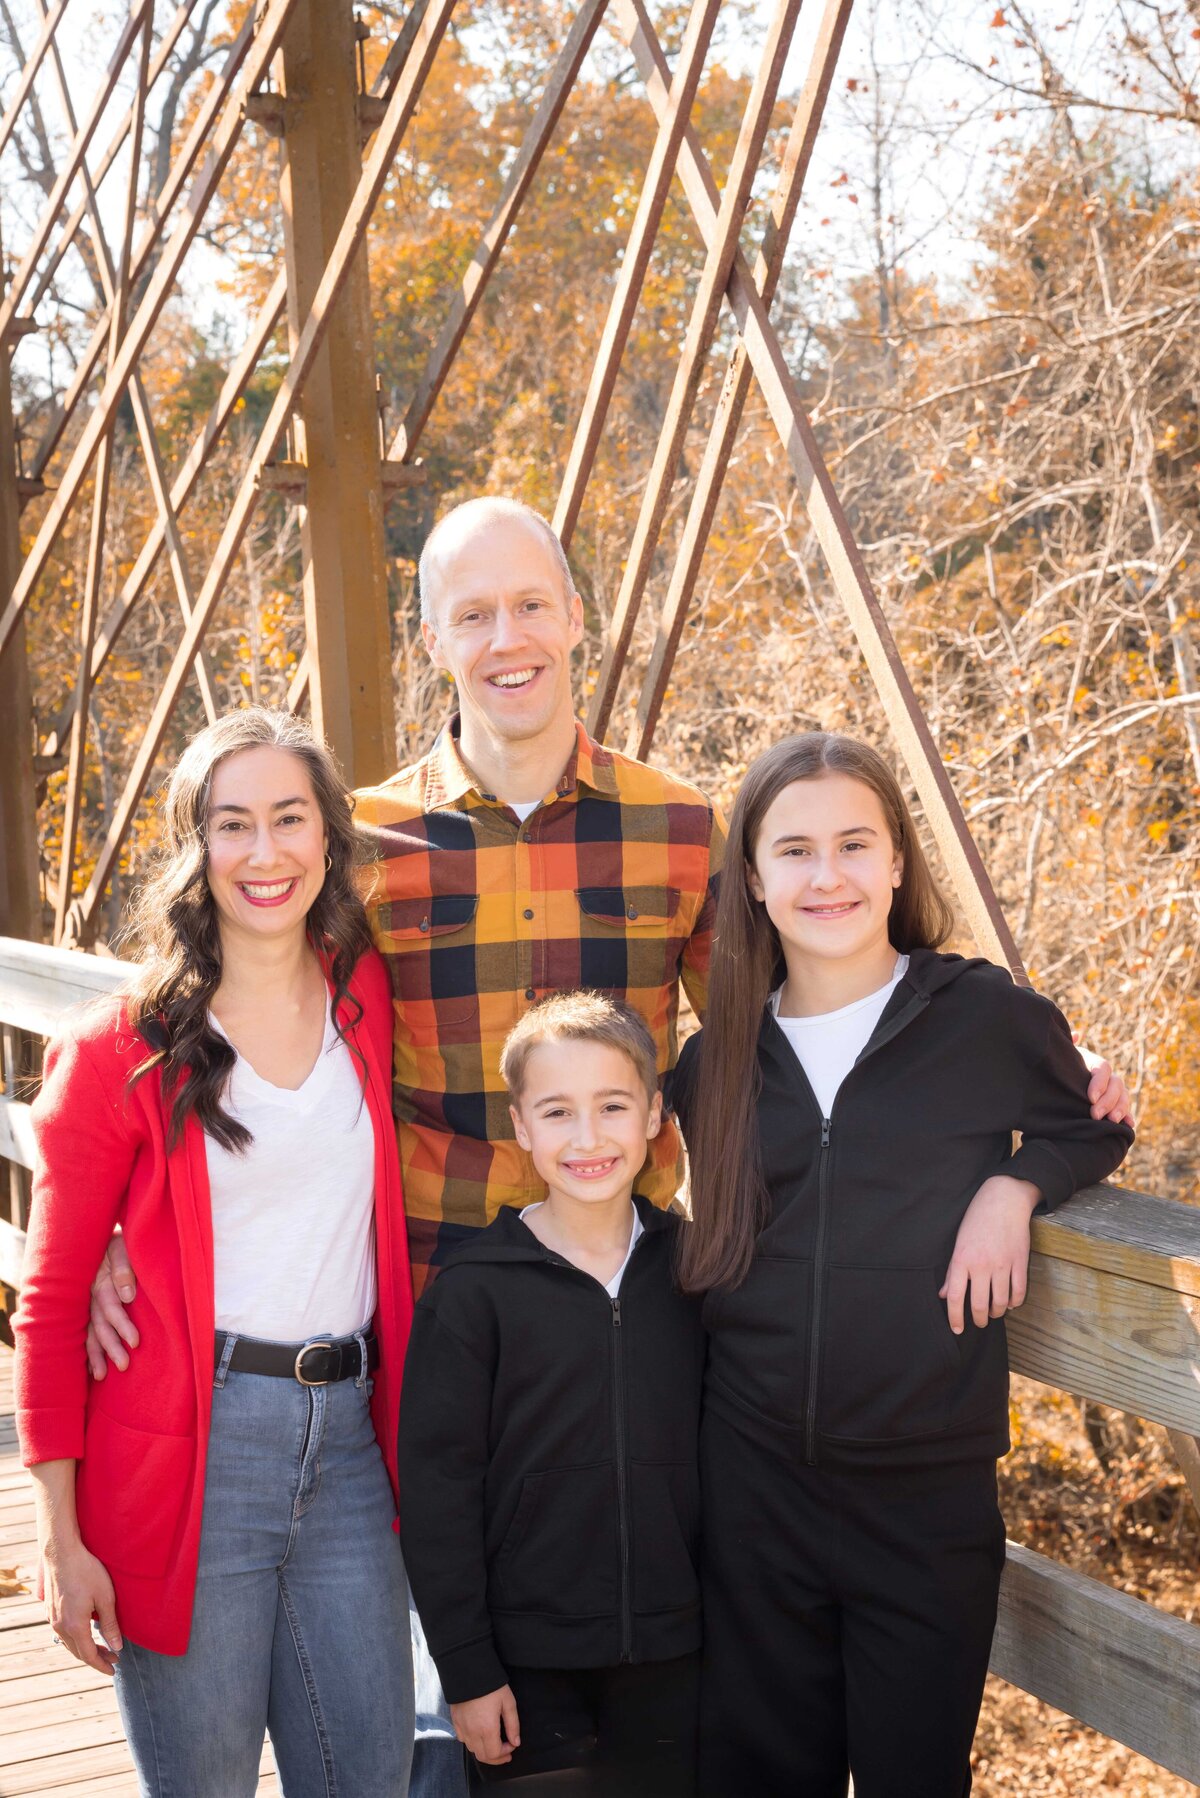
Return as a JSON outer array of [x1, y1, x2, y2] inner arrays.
[[770, 954, 910, 1121], [508, 799, 541, 823], [521, 1202, 644, 1298], [205, 1006, 377, 1341]]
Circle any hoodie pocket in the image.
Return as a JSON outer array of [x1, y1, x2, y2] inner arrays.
[[492, 1464, 619, 1617], [702, 1256, 813, 1428], [819, 1266, 958, 1441], [631, 1460, 701, 1616]]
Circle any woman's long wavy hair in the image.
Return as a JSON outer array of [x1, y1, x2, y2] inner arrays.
[[120, 708, 373, 1152], [677, 733, 955, 1297]]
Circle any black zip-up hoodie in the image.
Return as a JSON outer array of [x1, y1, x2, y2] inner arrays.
[[672, 950, 1133, 1470], [397, 1196, 705, 1704]]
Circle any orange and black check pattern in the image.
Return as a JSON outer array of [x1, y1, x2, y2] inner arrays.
[[355, 719, 723, 1293]]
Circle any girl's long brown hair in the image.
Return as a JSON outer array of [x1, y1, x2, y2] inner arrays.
[[119, 708, 372, 1151], [677, 733, 955, 1296]]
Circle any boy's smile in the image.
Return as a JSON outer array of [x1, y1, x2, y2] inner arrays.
[[510, 1041, 662, 1210]]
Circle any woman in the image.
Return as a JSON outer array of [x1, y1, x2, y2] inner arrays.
[[672, 732, 1133, 1798], [14, 708, 415, 1797]]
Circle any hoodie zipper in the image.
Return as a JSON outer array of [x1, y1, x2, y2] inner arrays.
[[787, 992, 930, 1467], [804, 1116, 833, 1463], [542, 1223, 647, 1663], [611, 1295, 633, 1660]]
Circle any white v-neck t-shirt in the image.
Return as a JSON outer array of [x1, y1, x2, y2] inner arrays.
[[205, 1005, 377, 1340], [520, 1202, 644, 1298], [770, 955, 909, 1121]]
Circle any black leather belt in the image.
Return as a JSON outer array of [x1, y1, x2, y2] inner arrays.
[[214, 1330, 379, 1387]]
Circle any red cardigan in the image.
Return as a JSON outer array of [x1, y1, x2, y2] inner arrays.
[[13, 949, 413, 1656]]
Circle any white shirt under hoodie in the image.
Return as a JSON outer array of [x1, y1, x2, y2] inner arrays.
[[770, 955, 910, 1122], [205, 1005, 377, 1341]]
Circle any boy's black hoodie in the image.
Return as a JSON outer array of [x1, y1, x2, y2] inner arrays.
[[672, 950, 1133, 1470], [397, 1196, 705, 1705]]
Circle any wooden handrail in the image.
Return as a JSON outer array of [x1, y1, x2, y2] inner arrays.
[[0, 936, 1198, 1778], [0, 935, 129, 1036]]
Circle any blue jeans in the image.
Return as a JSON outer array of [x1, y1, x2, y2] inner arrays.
[[114, 1353, 414, 1797]]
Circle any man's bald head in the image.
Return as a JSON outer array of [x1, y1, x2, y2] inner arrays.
[[418, 498, 576, 625]]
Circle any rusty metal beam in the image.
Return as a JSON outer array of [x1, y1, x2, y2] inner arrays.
[[551, 0, 721, 552], [0, 0, 301, 665], [628, 0, 855, 758], [0, 0, 153, 343], [600, 0, 1021, 971], [22, 0, 200, 327], [32, 0, 219, 736], [386, 0, 610, 466], [25, 3, 259, 487], [55, 15, 153, 948], [0, 218, 40, 945], [0, 0, 73, 161], [73, 0, 460, 931], [278, 0, 398, 787], [41, 272, 288, 760], [586, 0, 802, 740]]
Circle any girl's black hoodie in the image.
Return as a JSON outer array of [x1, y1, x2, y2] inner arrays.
[[397, 1197, 704, 1705], [672, 950, 1133, 1471]]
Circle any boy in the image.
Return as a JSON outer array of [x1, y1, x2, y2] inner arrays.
[[398, 993, 705, 1794]]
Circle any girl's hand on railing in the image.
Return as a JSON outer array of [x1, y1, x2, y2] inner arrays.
[[940, 1174, 1042, 1334]]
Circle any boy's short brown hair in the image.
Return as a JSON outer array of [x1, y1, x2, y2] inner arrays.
[[501, 991, 659, 1104]]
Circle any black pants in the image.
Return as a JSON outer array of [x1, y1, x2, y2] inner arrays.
[[698, 1411, 1005, 1798], [466, 1652, 699, 1795]]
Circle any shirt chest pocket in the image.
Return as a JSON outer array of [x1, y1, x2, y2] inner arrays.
[[379, 893, 480, 1030], [575, 886, 683, 996]]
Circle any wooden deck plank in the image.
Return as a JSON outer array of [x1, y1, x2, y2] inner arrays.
[[0, 1741, 138, 1791], [0, 1709, 129, 1765], [0, 1662, 109, 1705], [0, 1685, 123, 1736]]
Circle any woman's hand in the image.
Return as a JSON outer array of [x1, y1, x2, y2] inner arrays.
[[31, 1461, 121, 1675], [43, 1536, 122, 1675], [450, 1685, 521, 1765], [940, 1175, 1041, 1333]]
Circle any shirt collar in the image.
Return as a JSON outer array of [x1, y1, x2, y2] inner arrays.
[[424, 716, 620, 809], [424, 717, 477, 808]]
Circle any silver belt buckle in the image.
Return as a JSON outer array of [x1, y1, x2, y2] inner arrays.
[[294, 1339, 333, 1386]]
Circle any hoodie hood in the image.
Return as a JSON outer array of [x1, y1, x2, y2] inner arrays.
[[899, 946, 994, 998]]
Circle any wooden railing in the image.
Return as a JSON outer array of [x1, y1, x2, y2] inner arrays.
[[0, 936, 1198, 1778]]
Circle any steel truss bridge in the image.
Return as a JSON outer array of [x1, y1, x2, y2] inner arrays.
[[0, 0, 1198, 1784]]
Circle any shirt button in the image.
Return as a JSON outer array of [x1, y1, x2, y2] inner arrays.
[[523, 908, 534, 920], [627, 904, 638, 920], [525, 987, 536, 1001]]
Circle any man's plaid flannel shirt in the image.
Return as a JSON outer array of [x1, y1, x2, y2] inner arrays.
[[354, 718, 724, 1294]]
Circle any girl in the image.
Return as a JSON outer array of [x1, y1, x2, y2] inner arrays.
[[15, 708, 415, 1797], [672, 732, 1132, 1798]]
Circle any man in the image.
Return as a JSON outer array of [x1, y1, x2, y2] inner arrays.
[[88, 497, 1131, 1793], [355, 496, 721, 1292]]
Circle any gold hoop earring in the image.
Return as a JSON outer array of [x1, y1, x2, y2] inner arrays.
[[324, 852, 333, 872]]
